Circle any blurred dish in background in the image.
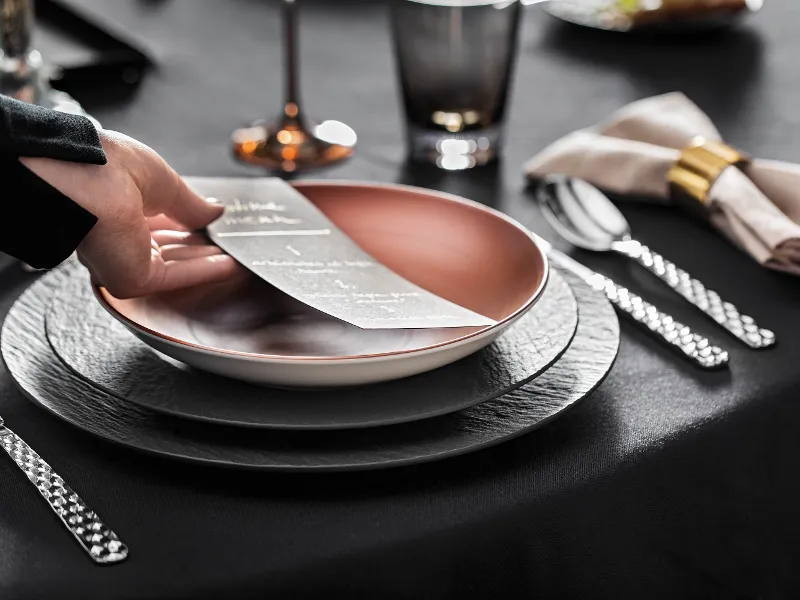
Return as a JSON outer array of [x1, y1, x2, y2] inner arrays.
[[543, 0, 763, 34], [231, 0, 356, 173]]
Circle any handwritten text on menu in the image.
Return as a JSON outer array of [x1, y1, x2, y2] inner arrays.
[[191, 178, 495, 330]]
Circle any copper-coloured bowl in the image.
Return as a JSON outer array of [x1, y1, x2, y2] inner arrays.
[[95, 181, 549, 387]]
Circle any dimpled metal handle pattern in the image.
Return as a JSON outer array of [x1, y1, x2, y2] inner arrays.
[[585, 273, 730, 369], [0, 422, 128, 564], [614, 240, 776, 349]]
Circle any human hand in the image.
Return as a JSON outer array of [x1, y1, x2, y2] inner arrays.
[[21, 129, 239, 298]]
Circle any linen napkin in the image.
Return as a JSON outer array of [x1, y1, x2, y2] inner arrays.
[[524, 92, 800, 275]]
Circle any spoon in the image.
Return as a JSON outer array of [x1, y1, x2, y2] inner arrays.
[[534, 175, 776, 349], [536, 236, 728, 370]]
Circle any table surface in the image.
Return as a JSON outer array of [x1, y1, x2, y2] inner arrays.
[[2, 1, 800, 598]]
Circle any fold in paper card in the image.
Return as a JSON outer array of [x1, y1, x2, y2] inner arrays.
[[191, 178, 496, 330]]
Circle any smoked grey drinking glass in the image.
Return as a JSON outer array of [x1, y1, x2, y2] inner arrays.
[[391, 0, 522, 170]]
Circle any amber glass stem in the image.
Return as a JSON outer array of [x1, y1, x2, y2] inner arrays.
[[283, 0, 301, 119]]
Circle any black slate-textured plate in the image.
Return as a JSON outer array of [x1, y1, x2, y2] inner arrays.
[[1, 265, 619, 472], [44, 264, 577, 430]]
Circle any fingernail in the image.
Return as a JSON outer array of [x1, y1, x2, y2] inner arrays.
[[208, 254, 233, 263], [205, 197, 220, 205]]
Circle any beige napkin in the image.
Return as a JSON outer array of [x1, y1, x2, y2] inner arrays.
[[524, 92, 800, 276]]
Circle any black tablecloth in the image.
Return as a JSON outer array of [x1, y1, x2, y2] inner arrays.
[[2, 2, 800, 598]]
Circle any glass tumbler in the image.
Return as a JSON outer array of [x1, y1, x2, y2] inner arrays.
[[391, 0, 522, 170]]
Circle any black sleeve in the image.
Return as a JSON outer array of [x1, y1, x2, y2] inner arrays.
[[1, 94, 107, 269]]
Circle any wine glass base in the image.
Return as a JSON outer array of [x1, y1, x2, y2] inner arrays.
[[232, 115, 356, 173]]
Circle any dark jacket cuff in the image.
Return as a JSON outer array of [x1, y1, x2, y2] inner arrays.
[[0, 95, 107, 165], [1, 157, 98, 269]]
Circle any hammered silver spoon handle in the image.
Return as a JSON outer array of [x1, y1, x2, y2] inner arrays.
[[614, 240, 776, 349], [585, 273, 729, 369], [0, 423, 129, 564]]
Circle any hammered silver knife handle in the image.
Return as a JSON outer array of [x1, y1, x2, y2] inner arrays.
[[0, 422, 129, 564], [613, 240, 776, 349], [585, 273, 729, 369]]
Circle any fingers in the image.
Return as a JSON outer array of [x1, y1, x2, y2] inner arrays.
[[68, 130, 237, 297], [151, 227, 226, 262], [150, 230, 210, 247], [80, 218, 235, 297], [102, 129, 223, 231], [147, 214, 190, 232], [137, 155, 223, 230], [159, 244, 225, 262], [154, 255, 240, 294], [163, 174, 223, 230], [151, 229, 229, 267], [82, 239, 238, 299]]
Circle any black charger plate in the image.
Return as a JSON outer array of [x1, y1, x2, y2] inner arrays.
[[44, 264, 577, 430], [2, 264, 619, 472]]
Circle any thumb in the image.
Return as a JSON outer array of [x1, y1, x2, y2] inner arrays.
[[143, 160, 223, 231], [106, 129, 223, 231]]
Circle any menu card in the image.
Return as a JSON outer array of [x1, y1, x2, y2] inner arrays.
[[189, 178, 496, 330]]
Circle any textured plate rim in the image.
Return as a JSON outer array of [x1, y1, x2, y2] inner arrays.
[[2, 267, 619, 472], [47, 265, 577, 430]]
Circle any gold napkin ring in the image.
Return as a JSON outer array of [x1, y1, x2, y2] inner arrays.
[[668, 136, 749, 206]]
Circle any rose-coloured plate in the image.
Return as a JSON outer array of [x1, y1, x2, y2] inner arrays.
[[94, 181, 549, 388]]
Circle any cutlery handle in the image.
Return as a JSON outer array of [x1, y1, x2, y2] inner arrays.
[[614, 240, 775, 349], [0, 424, 128, 565], [585, 273, 729, 369]]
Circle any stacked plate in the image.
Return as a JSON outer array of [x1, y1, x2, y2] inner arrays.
[[1, 182, 620, 471]]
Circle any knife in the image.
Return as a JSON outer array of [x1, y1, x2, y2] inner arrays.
[[534, 235, 729, 369], [0, 416, 129, 564]]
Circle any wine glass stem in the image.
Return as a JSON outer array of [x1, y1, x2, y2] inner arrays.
[[283, 0, 301, 117]]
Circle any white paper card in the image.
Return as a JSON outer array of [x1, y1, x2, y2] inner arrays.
[[190, 177, 496, 329]]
